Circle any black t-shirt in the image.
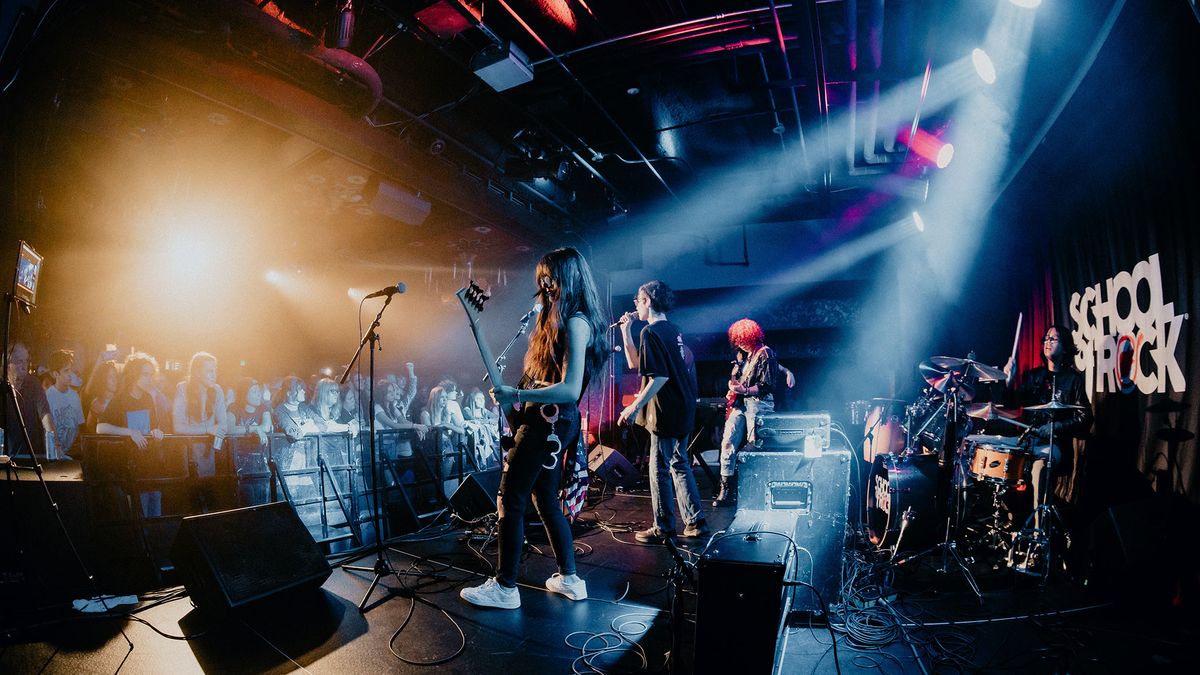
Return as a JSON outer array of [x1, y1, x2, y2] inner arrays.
[[101, 390, 160, 433], [636, 320, 697, 438]]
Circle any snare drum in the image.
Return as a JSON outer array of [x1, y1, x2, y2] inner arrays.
[[966, 436, 1030, 485]]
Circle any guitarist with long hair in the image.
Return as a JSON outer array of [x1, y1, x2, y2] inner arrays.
[[460, 247, 610, 610]]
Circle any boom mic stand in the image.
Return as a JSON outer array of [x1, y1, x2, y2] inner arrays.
[[337, 294, 434, 612]]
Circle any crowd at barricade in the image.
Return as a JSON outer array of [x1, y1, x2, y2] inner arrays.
[[4, 342, 503, 481]]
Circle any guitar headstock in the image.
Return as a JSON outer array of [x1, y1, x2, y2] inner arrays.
[[455, 281, 491, 322]]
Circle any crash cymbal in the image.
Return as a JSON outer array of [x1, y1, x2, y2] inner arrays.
[[1146, 399, 1186, 413], [919, 358, 973, 396], [965, 402, 1019, 420], [965, 361, 1006, 383], [1156, 427, 1195, 443]]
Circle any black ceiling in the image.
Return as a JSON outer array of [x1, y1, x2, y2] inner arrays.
[[2, 0, 1126, 264]]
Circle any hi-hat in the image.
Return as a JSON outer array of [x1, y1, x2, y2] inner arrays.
[[965, 402, 1018, 420], [1025, 400, 1085, 411]]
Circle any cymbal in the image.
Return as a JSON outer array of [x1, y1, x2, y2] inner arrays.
[[920, 356, 1006, 386], [965, 402, 1018, 420], [918, 359, 976, 400], [1025, 400, 1085, 411], [1156, 427, 1195, 443], [1146, 399, 1186, 413]]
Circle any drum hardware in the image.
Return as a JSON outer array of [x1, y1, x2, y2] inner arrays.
[[1009, 386, 1081, 581]]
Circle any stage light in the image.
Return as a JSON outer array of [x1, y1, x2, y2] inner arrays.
[[265, 269, 283, 284], [972, 48, 996, 84], [912, 211, 926, 232], [898, 127, 953, 169], [347, 287, 366, 301], [936, 143, 955, 169], [1009, 0, 1041, 8]]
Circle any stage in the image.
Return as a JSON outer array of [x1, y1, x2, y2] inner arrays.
[[1, 469, 1192, 674]]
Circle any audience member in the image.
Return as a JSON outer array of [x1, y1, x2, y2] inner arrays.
[[97, 352, 167, 516], [229, 377, 272, 445], [172, 352, 228, 451], [4, 342, 53, 460], [274, 376, 319, 441], [82, 359, 119, 434], [45, 349, 85, 460]]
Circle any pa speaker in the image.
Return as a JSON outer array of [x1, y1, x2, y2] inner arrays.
[[588, 445, 638, 488], [170, 502, 331, 613], [735, 450, 851, 612], [449, 469, 501, 521]]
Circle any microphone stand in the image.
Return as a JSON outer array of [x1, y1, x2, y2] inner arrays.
[[2, 290, 133, 661], [338, 294, 433, 612], [483, 310, 537, 453]]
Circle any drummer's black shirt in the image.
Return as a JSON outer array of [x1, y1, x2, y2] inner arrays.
[[1006, 365, 1093, 444]]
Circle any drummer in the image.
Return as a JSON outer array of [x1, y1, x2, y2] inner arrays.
[[1003, 324, 1093, 529]]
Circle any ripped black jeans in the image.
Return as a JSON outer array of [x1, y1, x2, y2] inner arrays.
[[495, 401, 580, 588]]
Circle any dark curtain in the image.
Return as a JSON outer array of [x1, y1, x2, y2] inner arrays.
[[1008, 2, 1200, 510]]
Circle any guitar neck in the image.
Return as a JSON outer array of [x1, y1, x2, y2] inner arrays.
[[467, 321, 507, 390]]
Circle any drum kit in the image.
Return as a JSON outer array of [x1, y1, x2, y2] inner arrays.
[[850, 354, 1085, 589]]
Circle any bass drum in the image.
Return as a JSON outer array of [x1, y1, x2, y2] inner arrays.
[[866, 453, 941, 552]]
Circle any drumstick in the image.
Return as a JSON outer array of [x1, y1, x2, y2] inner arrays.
[[1008, 312, 1022, 365]]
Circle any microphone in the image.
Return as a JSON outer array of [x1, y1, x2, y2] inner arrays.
[[364, 282, 407, 300], [519, 302, 543, 325], [609, 312, 637, 329]]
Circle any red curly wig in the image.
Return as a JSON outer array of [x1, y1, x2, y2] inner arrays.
[[728, 318, 764, 352]]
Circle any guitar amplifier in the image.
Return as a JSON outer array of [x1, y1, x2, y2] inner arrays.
[[694, 529, 792, 674], [734, 450, 850, 613], [753, 411, 831, 451]]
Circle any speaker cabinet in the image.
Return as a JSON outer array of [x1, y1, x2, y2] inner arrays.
[[170, 502, 331, 613], [588, 445, 638, 488], [448, 469, 502, 521], [734, 450, 851, 612], [694, 532, 792, 674]]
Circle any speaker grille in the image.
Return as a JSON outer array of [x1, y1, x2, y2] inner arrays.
[[171, 502, 331, 612]]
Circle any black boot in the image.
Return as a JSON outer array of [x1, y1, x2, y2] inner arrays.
[[712, 475, 736, 507]]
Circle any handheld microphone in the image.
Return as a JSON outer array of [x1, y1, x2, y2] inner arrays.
[[364, 282, 407, 300], [609, 312, 637, 329]]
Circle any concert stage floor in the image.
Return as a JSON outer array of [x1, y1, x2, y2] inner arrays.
[[1, 477, 1194, 674]]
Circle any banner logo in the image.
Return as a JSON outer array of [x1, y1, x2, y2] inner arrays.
[[1069, 253, 1187, 401]]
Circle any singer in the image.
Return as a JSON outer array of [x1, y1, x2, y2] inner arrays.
[[460, 247, 610, 610]]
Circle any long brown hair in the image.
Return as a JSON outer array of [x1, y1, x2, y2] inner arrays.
[[522, 247, 610, 385], [184, 352, 220, 423]]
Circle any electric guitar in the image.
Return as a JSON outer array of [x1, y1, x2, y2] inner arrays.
[[455, 281, 517, 430]]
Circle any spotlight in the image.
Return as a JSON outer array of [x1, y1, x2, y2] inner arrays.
[[897, 127, 953, 169], [265, 269, 283, 284], [1009, 0, 1042, 8], [971, 48, 996, 84], [912, 211, 926, 233], [935, 143, 955, 169]]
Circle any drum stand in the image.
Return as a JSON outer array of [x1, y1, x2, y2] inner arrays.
[[892, 386, 983, 602], [1009, 403, 1069, 581]]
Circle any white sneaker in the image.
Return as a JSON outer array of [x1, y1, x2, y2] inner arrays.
[[545, 573, 588, 601], [460, 578, 521, 609]]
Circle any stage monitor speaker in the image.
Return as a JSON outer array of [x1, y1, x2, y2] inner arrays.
[[449, 468, 502, 522], [170, 502, 331, 613], [588, 445, 638, 488], [694, 531, 792, 674], [734, 449, 851, 613]]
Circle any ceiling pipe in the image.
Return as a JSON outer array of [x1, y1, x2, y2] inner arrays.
[[493, 0, 678, 202], [797, 0, 832, 194], [768, 0, 814, 186]]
